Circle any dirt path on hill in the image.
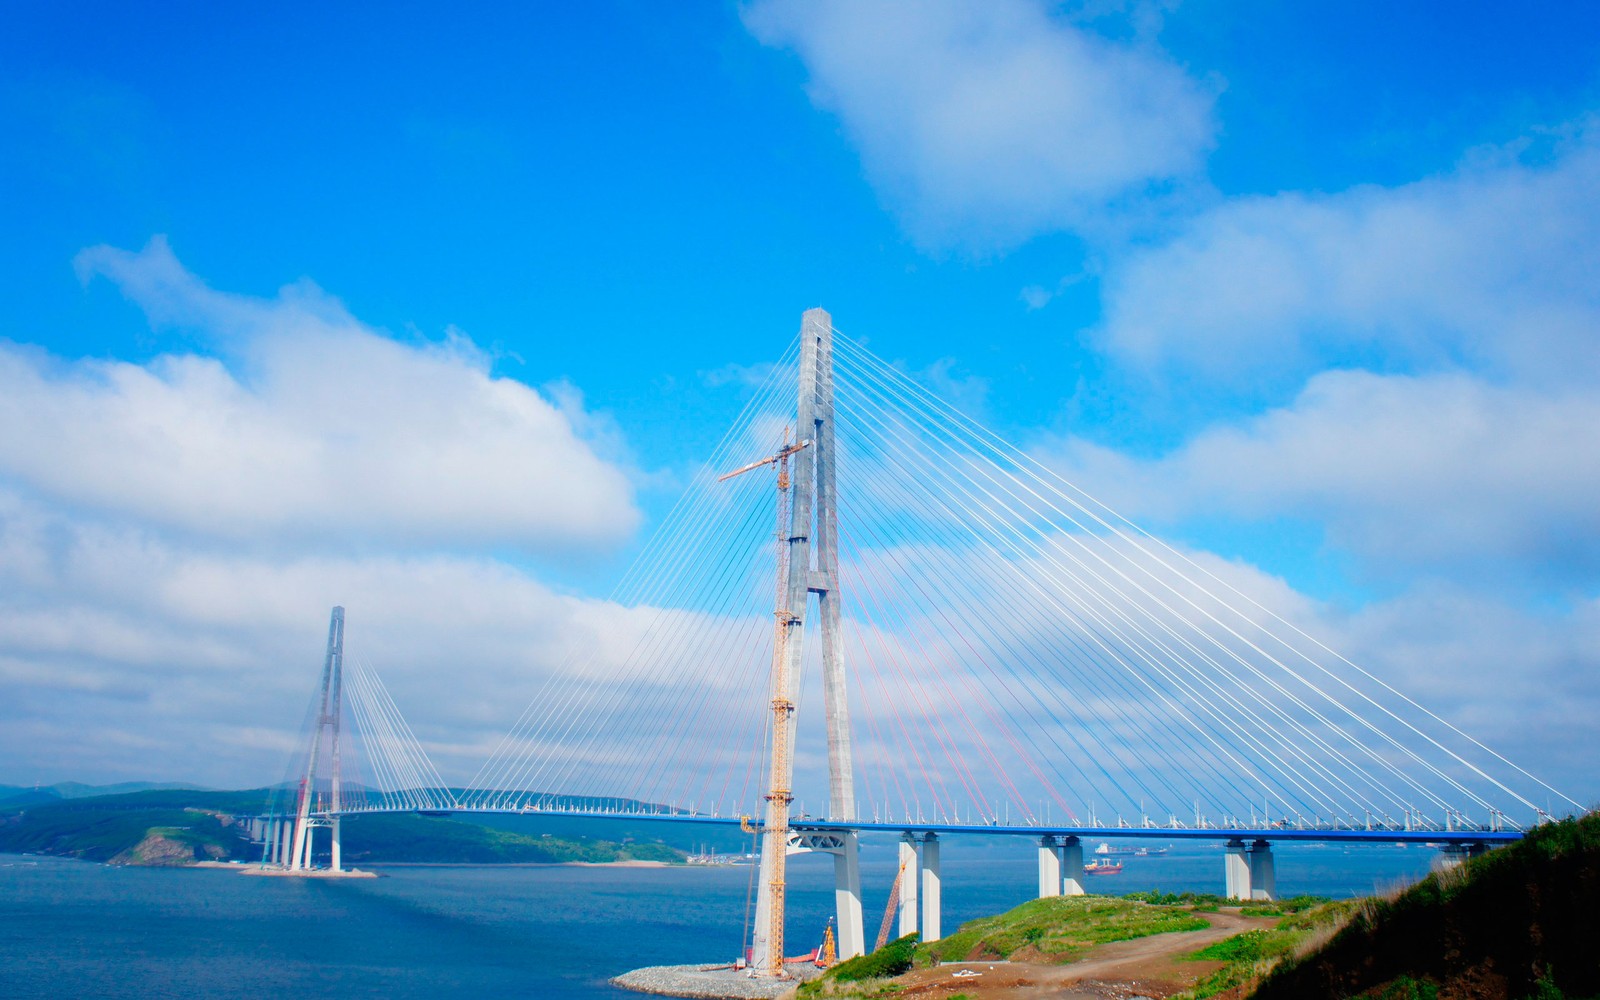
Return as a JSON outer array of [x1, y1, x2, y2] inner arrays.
[[885, 909, 1274, 1000]]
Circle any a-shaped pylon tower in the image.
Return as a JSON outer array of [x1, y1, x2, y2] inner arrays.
[[747, 308, 864, 973], [286, 605, 345, 871]]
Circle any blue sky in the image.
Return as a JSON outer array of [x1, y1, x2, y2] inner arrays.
[[1, 1, 1596, 805]]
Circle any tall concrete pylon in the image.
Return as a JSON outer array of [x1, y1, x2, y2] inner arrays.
[[288, 606, 345, 872], [751, 309, 865, 972]]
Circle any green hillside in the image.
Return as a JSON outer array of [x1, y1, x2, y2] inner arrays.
[[337, 812, 683, 865], [918, 893, 1211, 965], [0, 789, 684, 867], [1249, 812, 1600, 1000]]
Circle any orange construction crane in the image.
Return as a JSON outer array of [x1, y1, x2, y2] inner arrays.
[[816, 919, 838, 969], [874, 860, 908, 951], [720, 429, 811, 977]]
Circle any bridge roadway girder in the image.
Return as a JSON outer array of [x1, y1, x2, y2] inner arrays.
[[318, 807, 1522, 848], [315, 806, 1523, 844], [306, 808, 1511, 910]]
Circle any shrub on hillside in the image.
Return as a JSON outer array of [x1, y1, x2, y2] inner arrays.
[[828, 933, 919, 982]]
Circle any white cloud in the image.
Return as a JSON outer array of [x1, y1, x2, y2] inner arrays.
[[743, 0, 1216, 249], [1098, 122, 1600, 387], [0, 237, 641, 554], [1042, 369, 1600, 584], [0, 481, 706, 786]]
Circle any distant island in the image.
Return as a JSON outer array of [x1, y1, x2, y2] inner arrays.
[[0, 785, 685, 867]]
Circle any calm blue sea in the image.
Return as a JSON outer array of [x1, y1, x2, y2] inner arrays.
[[0, 838, 1435, 999]]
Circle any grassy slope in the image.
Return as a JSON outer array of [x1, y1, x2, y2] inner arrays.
[[799, 934, 920, 998], [1248, 812, 1600, 1000], [0, 789, 684, 866], [919, 894, 1210, 966], [1177, 901, 1359, 999], [801, 895, 1222, 998]]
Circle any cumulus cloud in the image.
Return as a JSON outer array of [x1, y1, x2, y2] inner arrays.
[[1098, 122, 1600, 387], [0, 237, 641, 553], [0, 239, 662, 787], [1042, 370, 1600, 585], [0, 480, 724, 786], [742, 0, 1216, 248]]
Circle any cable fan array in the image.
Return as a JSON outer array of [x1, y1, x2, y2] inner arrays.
[[270, 657, 456, 818], [297, 328, 1578, 834]]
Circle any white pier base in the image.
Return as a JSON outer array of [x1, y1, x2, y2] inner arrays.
[[1060, 837, 1085, 896], [1225, 838, 1277, 901], [920, 833, 941, 943], [898, 836, 919, 939], [1225, 839, 1251, 900], [1038, 836, 1062, 897], [788, 829, 866, 959], [1248, 840, 1276, 901], [834, 832, 865, 959]]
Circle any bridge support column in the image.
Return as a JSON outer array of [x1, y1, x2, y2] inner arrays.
[[1432, 843, 1487, 872], [330, 816, 342, 873], [1037, 836, 1061, 897], [920, 833, 941, 943], [1224, 839, 1251, 900], [1248, 840, 1276, 901], [834, 832, 865, 959], [277, 817, 292, 867], [1060, 836, 1085, 896], [898, 835, 919, 939]]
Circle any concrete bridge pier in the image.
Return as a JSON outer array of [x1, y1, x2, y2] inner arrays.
[[331, 816, 343, 873], [834, 832, 864, 959], [920, 833, 942, 942], [1225, 838, 1277, 900], [1224, 839, 1251, 899], [1248, 840, 1276, 901], [788, 829, 865, 959], [277, 817, 292, 867], [1433, 842, 1488, 871], [898, 835, 919, 938], [1060, 836, 1085, 896], [1037, 835, 1061, 897]]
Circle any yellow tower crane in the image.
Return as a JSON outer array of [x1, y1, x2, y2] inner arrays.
[[720, 430, 811, 977]]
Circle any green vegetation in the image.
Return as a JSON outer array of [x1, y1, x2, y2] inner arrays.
[[1246, 812, 1600, 1000], [798, 934, 919, 998], [0, 788, 684, 867], [918, 894, 1209, 966], [1373, 977, 1440, 1000], [1122, 889, 1328, 916], [0, 794, 255, 864], [338, 812, 682, 864], [1175, 900, 1358, 999]]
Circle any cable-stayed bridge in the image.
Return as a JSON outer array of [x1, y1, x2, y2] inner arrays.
[[251, 309, 1579, 977]]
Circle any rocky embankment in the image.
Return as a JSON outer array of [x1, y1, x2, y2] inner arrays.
[[613, 963, 823, 999]]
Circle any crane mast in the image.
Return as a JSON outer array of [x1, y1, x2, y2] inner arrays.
[[721, 430, 809, 976]]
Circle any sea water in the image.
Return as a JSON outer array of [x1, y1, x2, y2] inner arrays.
[[0, 838, 1434, 999]]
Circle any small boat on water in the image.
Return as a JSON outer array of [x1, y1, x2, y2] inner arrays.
[[1083, 859, 1123, 875]]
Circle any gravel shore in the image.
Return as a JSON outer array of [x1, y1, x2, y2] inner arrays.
[[611, 962, 823, 999]]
